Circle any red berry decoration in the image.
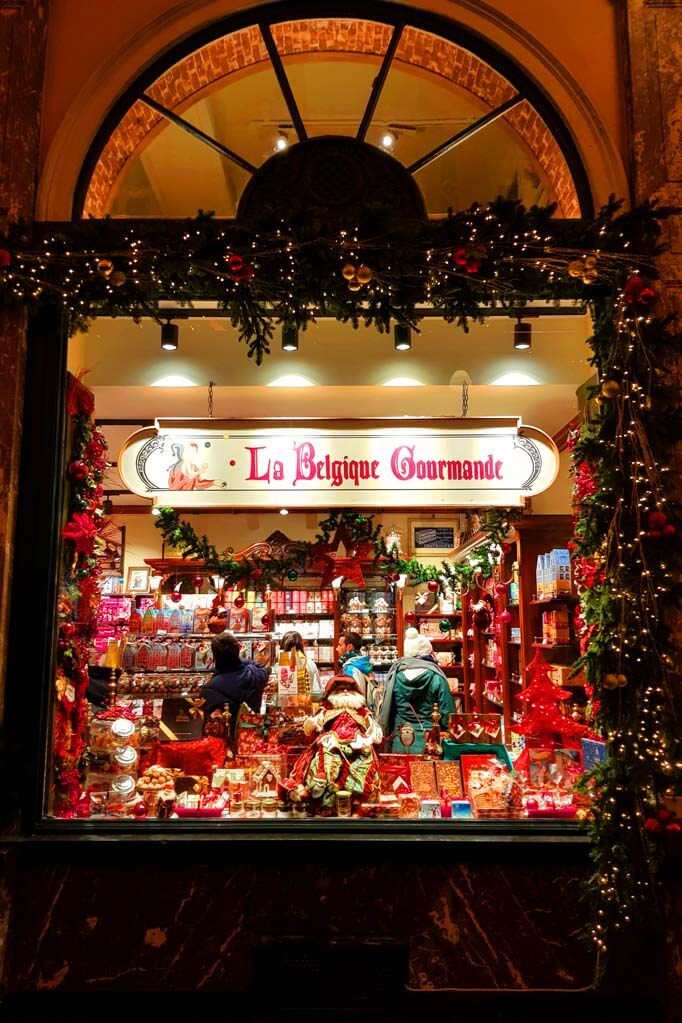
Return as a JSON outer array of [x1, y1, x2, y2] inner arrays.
[[68, 460, 89, 481], [233, 594, 245, 609], [427, 580, 439, 593], [60, 621, 76, 638], [648, 510, 668, 531], [644, 817, 663, 833], [405, 611, 416, 626], [227, 254, 244, 273], [666, 822, 681, 833], [0, 249, 11, 268], [495, 583, 507, 596]]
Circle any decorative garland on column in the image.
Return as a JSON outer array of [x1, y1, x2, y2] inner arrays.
[[53, 374, 108, 815]]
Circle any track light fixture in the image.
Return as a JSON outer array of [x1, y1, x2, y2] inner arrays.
[[514, 318, 532, 351], [161, 320, 179, 351], [394, 323, 411, 351], [282, 324, 299, 352], [102, 497, 114, 516]]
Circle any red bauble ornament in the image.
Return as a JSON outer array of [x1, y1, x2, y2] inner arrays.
[[170, 591, 183, 603], [495, 583, 507, 596], [646, 531, 662, 541], [133, 802, 147, 818], [261, 614, 270, 628], [644, 817, 663, 833], [0, 249, 11, 268], [648, 510, 668, 531], [390, 572, 401, 582], [233, 594, 245, 609], [499, 610, 512, 624], [227, 254, 244, 273], [638, 287, 656, 306], [60, 621, 77, 638], [453, 247, 467, 267], [663, 524, 677, 538], [525, 798, 539, 812], [405, 611, 416, 626], [68, 460, 89, 481], [233, 264, 254, 283], [193, 574, 204, 590], [427, 580, 439, 593], [666, 822, 681, 833]]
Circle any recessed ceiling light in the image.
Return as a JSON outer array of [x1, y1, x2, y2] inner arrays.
[[491, 372, 539, 386], [381, 130, 396, 150], [383, 377, 424, 387], [151, 375, 197, 387], [268, 374, 315, 387], [279, 508, 289, 516], [275, 132, 289, 152]]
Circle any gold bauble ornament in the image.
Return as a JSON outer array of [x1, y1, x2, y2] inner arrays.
[[594, 393, 607, 407], [342, 263, 356, 281], [109, 270, 127, 287], [603, 673, 619, 690], [584, 255, 597, 269], [616, 674, 628, 688], [356, 264, 372, 284], [347, 278, 362, 292], [97, 258, 113, 278], [600, 379, 621, 398], [567, 259, 584, 278]]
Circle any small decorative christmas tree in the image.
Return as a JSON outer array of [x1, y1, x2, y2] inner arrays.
[[516, 650, 588, 747]]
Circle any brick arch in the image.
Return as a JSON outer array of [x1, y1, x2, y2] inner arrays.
[[82, 17, 580, 218]]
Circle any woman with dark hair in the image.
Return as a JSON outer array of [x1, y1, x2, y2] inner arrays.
[[279, 630, 321, 697]]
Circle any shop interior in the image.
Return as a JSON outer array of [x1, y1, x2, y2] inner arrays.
[[57, 304, 601, 824]]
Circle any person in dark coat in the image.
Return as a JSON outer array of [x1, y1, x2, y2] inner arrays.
[[202, 632, 268, 723], [378, 629, 455, 754]]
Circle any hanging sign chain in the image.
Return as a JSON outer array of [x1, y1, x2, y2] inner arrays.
[[461, 379, 469, 418], [208, 380, 215, 419]]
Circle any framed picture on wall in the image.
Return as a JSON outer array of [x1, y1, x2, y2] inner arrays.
[[407, 517, 463, 557], [126, 566, 151, 594]]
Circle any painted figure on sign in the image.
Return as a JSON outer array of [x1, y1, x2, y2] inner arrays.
[[168, 443, 215, 491]]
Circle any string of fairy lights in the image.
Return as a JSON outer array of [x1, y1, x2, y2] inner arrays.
[[1, 197, 680, 954]]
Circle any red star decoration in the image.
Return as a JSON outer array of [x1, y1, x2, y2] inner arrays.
[[311, 524, 374, 589]]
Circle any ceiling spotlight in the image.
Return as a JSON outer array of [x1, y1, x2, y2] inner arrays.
[[275, 131, 289, 152], [394, 323, 411, 351], [161, 320, 179, 351], [380, 130, 396, 150], [102, 497, 114, 516], [514, 319, 532, 351], [279, 508, 289, 516], [282, 324, 299, 352]]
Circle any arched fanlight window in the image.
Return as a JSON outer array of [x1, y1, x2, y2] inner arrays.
[[75, 2, 591, 221]]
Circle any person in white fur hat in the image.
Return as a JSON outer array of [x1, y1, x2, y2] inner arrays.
[[378, 628, 455, 754]]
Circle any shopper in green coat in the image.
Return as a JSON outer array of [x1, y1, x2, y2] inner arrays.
[[378, 629, 456, 754]]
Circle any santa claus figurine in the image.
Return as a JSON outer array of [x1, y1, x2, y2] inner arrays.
[[290, 674, 383, 812]]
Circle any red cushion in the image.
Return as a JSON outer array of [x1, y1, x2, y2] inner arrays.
[[142, 737, 226, 776]]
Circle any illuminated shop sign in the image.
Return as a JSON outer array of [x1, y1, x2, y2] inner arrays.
[[119, 418, 559, 509]]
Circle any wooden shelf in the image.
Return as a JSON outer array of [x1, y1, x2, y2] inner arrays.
[[530, 596, 579, 606], [413, 611, 461, 618], [532, 642, 577, 650], [274, 611, 334, 618]]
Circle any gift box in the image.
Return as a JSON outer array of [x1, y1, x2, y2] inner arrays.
[[378, 753, 416, 796], [435, 760, 463, 799], [408, 760, 438, 799], [464, 757, 524, 819], [443, 740, 512, 772]]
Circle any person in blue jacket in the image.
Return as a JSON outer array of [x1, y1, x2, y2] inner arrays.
[[336, 631, 377, 708], [379, 629, 455, 754], [202, 632, 268, 731]]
